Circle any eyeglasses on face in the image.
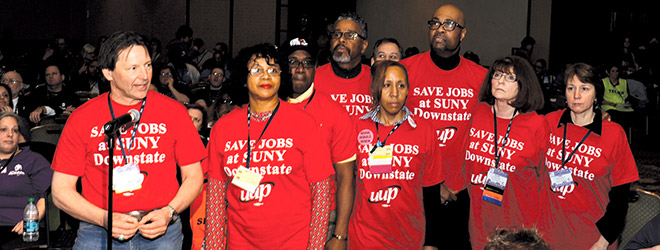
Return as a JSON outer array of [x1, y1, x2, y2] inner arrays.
[[288, 58, 315, 69], [492, 71, 518, 82], [212, 72, 224, 77], [427, 20, 464, 31], [1, 79, 22, 85], [160, 72, 173, 77], [249, 67, 281, 76], [329, 31, 366, 41]]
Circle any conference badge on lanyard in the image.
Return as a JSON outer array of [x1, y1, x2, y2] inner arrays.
[[549, 168, 574, 189], [113, 163, 144, 194], [368, 144, 393, 174], [482, 168, 508, 206], [231, 166, 263, 193]]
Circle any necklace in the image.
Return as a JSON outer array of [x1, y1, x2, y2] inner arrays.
[[249, 110, 273, 121]]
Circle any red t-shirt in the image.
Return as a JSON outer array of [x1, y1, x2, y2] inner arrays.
[[206, 101, 334, 249], [539, 109, 639, 250], [348, 115, 443, 249], [448, 102, 549, 249], [288, 87, 357, 209], [401, 52, 487, 183], [52, 91, 206, 212], [313, 63, 372, 118]]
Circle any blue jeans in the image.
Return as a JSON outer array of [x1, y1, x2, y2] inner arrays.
[[73, 220, 182, 250]]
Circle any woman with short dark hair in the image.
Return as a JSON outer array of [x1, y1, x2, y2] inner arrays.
[[204, 43, 333, 249], [349, 61, 443, 249], [538, 63, 638, 250], [445, 55, 549, 249]]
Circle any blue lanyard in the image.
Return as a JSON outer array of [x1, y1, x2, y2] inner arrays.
[[246, 102, 280, 169], [107, 94, 146, 162]]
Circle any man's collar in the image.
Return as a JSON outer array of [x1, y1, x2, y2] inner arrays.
[[330, 60, 361, 79], [558, 109, 602, 135], [287, 83, 315, 104], [360, 106, 417, 128], [430, 49, 461, 70]]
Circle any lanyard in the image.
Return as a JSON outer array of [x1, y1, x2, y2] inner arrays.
[[0, 150, 17, 174], [561, 124, 592, 168], [246, 102, 280, 169], [370, 122, 401, 153], [107, 94, 147, 162], [493, 107, 517, 169], [303, 89, 316, 110]]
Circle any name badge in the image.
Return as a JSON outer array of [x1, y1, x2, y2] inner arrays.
[[231, 166, 263, 193], [113, 163, 144, 194], [482, 168, 508, 206], [368, 144, 393, 174], [549, 168, 574, 189]]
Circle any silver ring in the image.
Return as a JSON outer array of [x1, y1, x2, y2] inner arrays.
[[118, 234, 125, 241]]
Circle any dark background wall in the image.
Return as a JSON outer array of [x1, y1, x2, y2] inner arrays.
[[1, 0, 658, 74]]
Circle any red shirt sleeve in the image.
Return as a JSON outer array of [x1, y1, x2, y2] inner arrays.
[[51, 111, 87, 176], [301, 118, 334, 183]]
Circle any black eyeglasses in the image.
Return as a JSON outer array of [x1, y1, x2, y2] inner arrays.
[[288, 59, 315, 69], [427, 20, 464, 31], [329, 31, 366, 41]]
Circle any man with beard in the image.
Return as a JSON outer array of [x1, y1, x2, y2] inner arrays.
[[314, 12, 371, 118], [400, 4, 487, 250], [281, 38, 356, 250]]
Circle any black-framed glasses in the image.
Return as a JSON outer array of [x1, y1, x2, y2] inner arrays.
[[288, 58, 315, 69], [329, 31, 366, 41], [492, 71, 517, 82], [427, 20, 464, 31]]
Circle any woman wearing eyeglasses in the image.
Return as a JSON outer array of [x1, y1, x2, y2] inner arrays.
[[204, 43, 333, 249], [154, 66, 192, 103], [444, 55, 548, 249], [348, 61, 443, 249], [538, 63, 638, 250]]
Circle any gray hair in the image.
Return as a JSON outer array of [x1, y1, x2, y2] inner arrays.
[[334, 12, 368, 39]]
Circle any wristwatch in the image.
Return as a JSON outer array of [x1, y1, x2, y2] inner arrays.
[[165, 205, 179, 224]]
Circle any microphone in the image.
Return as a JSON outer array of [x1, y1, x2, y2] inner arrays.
[[104, 109, 140, 136]]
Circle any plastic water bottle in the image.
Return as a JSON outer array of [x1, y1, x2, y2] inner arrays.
[[23, 197, 39, 242]]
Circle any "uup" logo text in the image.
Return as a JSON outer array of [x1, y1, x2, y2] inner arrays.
[[437, 127, 457, 147], [239, 182, 275, 206], [368, 185, 402, 207]]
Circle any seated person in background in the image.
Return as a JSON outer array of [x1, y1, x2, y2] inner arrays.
[[186, 103, 208, 145], [484, 228, 550, 250], [1, 71, 32, 119], [0, 113, 53, 245], [0, 84, 30, 142], [70, 59, 108, 97], [153, 66, 192, 103], [193, 66, 226, 110], [28, 64, 80, 124], [624, 212, 660, 250]]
